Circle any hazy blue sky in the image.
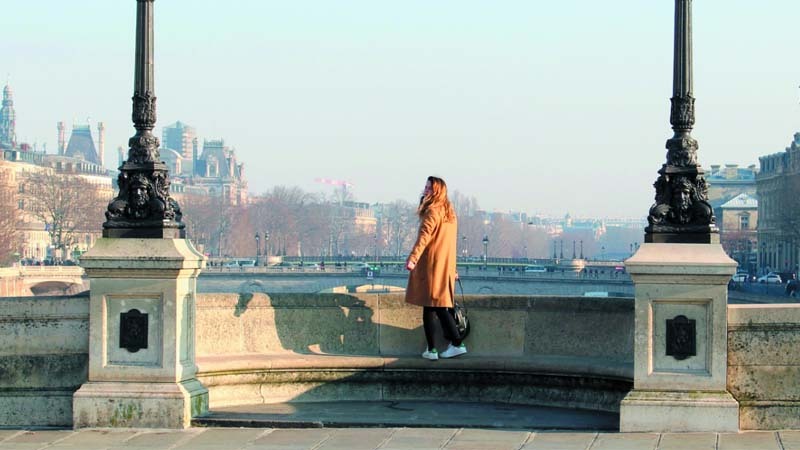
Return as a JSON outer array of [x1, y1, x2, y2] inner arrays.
[[4, 1, 800, 218]]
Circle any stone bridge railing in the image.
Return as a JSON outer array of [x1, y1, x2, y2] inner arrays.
[[1, 292, 798, 430], [0, 266, 86, 296]]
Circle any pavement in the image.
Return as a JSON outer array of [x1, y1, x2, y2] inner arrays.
[[1, 401, 799, 449], [1, 427, 798, 449]]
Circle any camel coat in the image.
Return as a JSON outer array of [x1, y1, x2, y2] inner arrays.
[[405, 205, 458, 308]]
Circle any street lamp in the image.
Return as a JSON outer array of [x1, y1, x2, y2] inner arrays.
[[580, 240, 583, 259], [572, 240, 576, 259], [255, 232, 261, 266], [482, 235, 489, 269], [265, 231, 270, 258], [462, 235, 467, 260], [559, 240, 564, 259]]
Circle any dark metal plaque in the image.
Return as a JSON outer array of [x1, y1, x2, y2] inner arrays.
[[666, 314, 696, 360], [120, 309, 148, 353]]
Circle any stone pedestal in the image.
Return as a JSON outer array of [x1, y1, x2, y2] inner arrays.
[[73, 238, 208, 428], [620, 243, 739, 432]]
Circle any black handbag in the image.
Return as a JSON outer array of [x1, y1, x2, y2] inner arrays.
[[449, 278, 470, 340]]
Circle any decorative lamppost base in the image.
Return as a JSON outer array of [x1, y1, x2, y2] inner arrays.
[[621, 243, 738, 432], [73, 238, 207, 429]]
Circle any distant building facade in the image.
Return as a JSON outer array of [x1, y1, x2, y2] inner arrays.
[[162, 121, 196, 175], [719, 193, 758, 273], [756, 132, 800, 276], [159, 127, 248, 206], [0, 83, 114, 262], [706, 163, 758, 225]]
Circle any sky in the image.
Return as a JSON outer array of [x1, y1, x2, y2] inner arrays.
[[4, 1, 800, 218]]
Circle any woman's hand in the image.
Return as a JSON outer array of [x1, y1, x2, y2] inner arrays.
[[406, 259, 416, 271]]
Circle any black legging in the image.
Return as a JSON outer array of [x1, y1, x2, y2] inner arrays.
[[423, 306, 462, 351]]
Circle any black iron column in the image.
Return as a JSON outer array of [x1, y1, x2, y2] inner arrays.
[[103, 0, 184, 238], [645, 0, 717, 244]]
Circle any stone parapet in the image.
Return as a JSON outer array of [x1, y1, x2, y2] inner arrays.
[[0, 294, 89, 427], [728, 304, 800, 430]]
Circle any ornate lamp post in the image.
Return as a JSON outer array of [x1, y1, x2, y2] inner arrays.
[[621, 1, 739, 433], [264, 231, 270, 257], [462, 235, 467, 259], [580, 240, 584, 259], [644, 0, 717, 244], [255, 232, 260, 266], [102, 0, 183, 239], [482, 235, 489, 269]]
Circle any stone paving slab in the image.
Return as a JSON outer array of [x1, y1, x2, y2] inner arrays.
[[173, 428, 267, 449], [658, 432, 717, 450], [783, 431, 800, 450], [718, 432, 781, 450], [0, 427, 799, 449], [445, 429, 531, 450], [590, 432, 659, 450], [314, 428, 395, 450], [522, 432, 598, 450]]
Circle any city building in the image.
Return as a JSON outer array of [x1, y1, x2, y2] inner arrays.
[[162, 121, 196, 175], [719, 193, 758, 273], [706, 163, 758, 224], [756, 132, 800, 276], [0, 84, 113, 263]]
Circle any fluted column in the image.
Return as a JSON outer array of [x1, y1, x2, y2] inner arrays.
[[645, 0, 717, 244], [103, 0, 184, 239]]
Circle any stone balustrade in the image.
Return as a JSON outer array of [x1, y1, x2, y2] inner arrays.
[[1, 292, 799, 430]]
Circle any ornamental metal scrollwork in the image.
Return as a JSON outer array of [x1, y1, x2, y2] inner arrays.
[[669, 95, 695, 131], [120, 309, 148, 353], [132, 90, 157, 129], [666, 315, 696, 360]]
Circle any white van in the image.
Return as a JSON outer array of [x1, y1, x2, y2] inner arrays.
[[524, 265, 547, 273]]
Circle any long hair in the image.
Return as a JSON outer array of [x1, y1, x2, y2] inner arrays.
[[418, 176, 456, 222]]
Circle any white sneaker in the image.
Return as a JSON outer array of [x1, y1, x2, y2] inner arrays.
[[440, 343, 467, 359], [422, 349, 438, 361]]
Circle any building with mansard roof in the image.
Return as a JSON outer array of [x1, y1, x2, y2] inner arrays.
[[756, 132, 800, 276], [720, 193, 758, 273]]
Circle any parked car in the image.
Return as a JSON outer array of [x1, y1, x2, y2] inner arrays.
[[757, 272, 782, 284], [731, 272, 749, 283]]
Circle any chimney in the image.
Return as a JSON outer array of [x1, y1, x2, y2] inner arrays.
[[725, 164, 738, 180], [57, 121, 66, 155], [97, 121, 105, 168]]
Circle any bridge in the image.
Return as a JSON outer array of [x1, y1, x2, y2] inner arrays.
[[197, 267, 634, 296], [0, 266, 86, 297]]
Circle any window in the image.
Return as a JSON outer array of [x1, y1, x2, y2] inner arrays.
[[739, 214, 750, 231], [17, 199, 24, 210]]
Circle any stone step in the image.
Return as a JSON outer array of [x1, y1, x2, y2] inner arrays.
[[193, 400, 619, 430]]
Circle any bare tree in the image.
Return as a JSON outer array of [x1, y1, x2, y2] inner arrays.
[[0, 166, 19, 264], [20, 172, 107, 259], [383, 200, 416, 257]]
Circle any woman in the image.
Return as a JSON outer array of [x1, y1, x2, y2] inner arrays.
[[405, 176, 466, 361]]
